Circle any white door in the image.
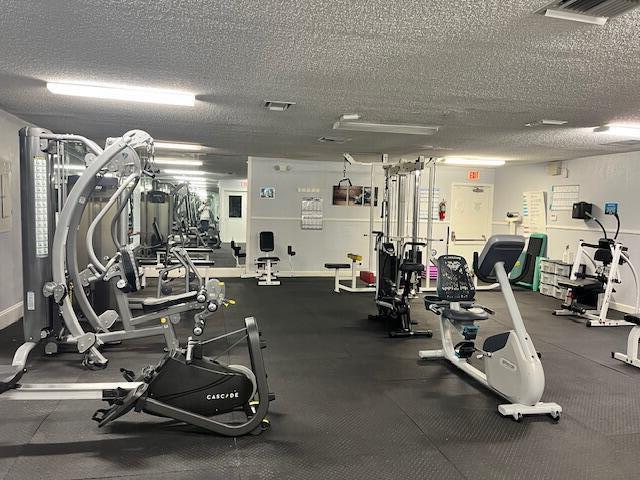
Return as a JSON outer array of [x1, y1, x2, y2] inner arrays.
[[221, 190, 247, 243], [449, 183, 494, 265]]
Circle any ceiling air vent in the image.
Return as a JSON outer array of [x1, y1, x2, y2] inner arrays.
[[264, 100, 296, 112], [537, 0, 640, 24], [318, 136, 349, 144]]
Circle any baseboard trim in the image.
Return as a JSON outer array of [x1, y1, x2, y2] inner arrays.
[[0, 302, 22, 330]]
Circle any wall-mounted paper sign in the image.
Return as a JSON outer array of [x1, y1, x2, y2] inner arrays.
[[260, 186, 275, 199]]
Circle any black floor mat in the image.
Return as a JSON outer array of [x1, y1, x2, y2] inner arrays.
[[0, 278, 639, 479]]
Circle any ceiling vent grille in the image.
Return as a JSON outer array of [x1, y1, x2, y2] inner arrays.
[[537, 0, 640, 23], [318, 136, 349, 144], [264, 100, 296, 112]]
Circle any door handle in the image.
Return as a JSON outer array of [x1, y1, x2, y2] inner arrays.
[[451, 232, 486, 242]]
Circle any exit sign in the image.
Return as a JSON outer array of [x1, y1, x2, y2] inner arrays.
[[468, 170, 480, 181]]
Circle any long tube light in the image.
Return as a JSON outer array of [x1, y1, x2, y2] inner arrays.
[[333, 120, 439, 135], [153, 158, 203, 166], [443, 157, 506, 167], [154, 141, 204, 151], [46, 82, 195, 106], [54, 164, 85, 171], [163, 169, 231, 177], [594, 124, 640, 138], [543, 9, 607, 25]]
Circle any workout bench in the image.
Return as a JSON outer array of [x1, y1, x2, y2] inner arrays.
[[325, 253, 376, 293]]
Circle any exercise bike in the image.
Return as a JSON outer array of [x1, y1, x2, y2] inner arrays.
[[369, 232, 432, 338], [418, 235, 562, 421]]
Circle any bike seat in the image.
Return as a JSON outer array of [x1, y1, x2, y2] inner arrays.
[[142, 291, 199, 313], [442, 307, 489, 322], [624, 314, 640, 326], [399, 261, 424, 273]]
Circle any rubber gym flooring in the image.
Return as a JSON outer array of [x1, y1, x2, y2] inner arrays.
[[0, 278, 639, 480]]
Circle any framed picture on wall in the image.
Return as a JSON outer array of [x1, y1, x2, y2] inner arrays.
[[260, 186, 275, 199], [349, 186, 363, 206], [332, 185, 349, 205]]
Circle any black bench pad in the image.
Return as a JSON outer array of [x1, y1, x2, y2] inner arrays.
[[325, 263, 351, 269]]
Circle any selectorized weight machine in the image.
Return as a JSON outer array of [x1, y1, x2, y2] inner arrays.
[[0, 129, 274, 435], [369, 157, 437, 338]]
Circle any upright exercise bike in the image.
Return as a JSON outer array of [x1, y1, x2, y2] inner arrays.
[[419, 235, 562, 421]]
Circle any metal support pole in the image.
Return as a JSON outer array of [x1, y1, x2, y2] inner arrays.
[[411, 169, 421, 262]]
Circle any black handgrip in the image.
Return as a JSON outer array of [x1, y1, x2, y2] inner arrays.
[[405, 242, 427, 247], [473, 251, 479, 275]]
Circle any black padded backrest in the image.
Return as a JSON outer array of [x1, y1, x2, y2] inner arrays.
[[260, 231, 274, 252], [119, 246, 141, 293], [516, 236, 544, 284], [475, 235, 525, 282], [436, 255, 475, 302], [527, 236, 543, 255], [152, 218, 164, 244]]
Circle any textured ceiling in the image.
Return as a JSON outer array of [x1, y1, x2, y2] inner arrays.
[[1, 0, 640, 177]]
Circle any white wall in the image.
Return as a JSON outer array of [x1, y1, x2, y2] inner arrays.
[[219, 178, 247, 243], [0, 109, 31, 327], [493, 152, 640, 311], [247, 156, 496, 274]]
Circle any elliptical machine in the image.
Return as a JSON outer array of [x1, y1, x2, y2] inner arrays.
[[419, 235, 562, 421]]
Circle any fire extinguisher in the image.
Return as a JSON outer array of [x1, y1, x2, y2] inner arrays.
[[439, 199, 447, 221]]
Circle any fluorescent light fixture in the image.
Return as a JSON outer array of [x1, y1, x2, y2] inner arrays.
[[543, 8, 607, 25], [443, 157, 506, 167], [163, 169, 207, 176], [525, 119, 568, 127], [54, 164, 85, 171], [340, 113, 361, 121], [46, 82, 195, 106], [153, 158, 203, 166], [154, 141, 204, 151], [164, 169, 229, 177], [594, 124, 640, 137], [333, 120, 439, 136], [172, 176, 218, 183]]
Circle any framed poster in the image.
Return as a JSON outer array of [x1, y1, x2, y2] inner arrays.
[[260, 186, 275, 199]]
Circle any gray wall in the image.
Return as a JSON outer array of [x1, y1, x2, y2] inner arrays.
[[247, 156, 496, 273], [493, 152, 640, 310], [0, 108, 30, 325]]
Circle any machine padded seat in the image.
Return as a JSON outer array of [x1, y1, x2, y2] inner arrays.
[[257, 256, 279, 262], [556, 277, 602, 291], [399, 261, 424, 273], [442, 307, 489, 322], [141, 291, 198, 313], [325, 263, 351, 269], [624, 314, 640, 325]]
